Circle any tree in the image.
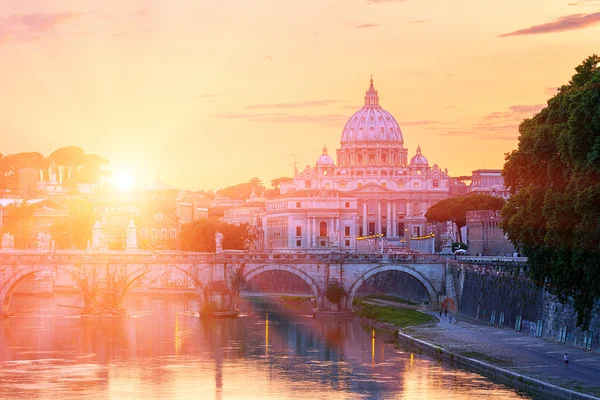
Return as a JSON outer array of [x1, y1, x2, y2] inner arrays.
[[49, 146, 85, 183], [180, 219, 251, 252], [502, 55, 600, 329], [217, 178, 265, 200], [50, 200, 96, 249], [0, 203, 35, 248], [425, 194, 505, 242]]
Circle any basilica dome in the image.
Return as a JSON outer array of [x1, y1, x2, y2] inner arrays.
[[340, 79, 404, 145], [410, 145, 429, 166], [316, 146, 335, 166]]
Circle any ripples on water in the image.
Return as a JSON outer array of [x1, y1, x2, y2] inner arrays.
[[0, 295, 532, 399]]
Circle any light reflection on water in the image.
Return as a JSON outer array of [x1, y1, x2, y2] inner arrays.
[[0, 295, 532, 399]]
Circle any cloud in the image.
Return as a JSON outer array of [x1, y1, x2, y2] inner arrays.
[[211, 112, 347, 126], [482, 104, 544, 121], [401, 120, 447, 126], [544, 86, 559, 95], [246, 100, 342, 109], [0, 12, 90, 42], [408, 20, 429, 24], [355, 23, 380, 29], [367, 0, 408, 3], [499, 12, 600, 36], [568, 0, 600, 6]]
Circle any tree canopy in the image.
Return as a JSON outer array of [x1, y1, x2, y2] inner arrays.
[[180, 219, 251, 252], [0, 146, 109, 190], [50, 200, 96, 249], [502, 55, 600, 329], [0, 203, 35, 248], [425, 194, 505, 242]]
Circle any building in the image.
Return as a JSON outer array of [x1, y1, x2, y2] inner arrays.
[[466, 210, 515, 256], [265, 79, 454, 253], [137, 178, 180, 250], [469, 169, 509, 199], [18, 168, 40, 199]]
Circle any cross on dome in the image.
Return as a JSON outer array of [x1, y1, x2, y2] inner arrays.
[[364, 76, 379, 108], [322, 145, 328, 155]]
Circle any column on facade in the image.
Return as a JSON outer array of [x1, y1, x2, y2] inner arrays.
[[376, 201, 381, 234], [386, 202, 391, 237], [362, 150, 367, 166], [330, 218, 334, 239], [311, 218, 316, 248], [392, 202, 397, 237], [362, 202, 368, 236], [306, 217, 311, 249], [334, 217, 339, 233]]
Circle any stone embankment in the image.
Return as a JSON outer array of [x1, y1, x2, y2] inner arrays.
[[366, 299, 600, 400]]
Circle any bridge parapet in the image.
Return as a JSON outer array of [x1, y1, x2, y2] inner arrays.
[[0, 251, 445, 265]]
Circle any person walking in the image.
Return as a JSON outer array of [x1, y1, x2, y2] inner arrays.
[[564, 353, 569, 370], [449, 315, 453, 324], [444, 308, 448, 317], [439, 309, 443, 318]]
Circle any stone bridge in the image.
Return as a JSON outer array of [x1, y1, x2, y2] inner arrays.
[[0, 251, 464, 316]]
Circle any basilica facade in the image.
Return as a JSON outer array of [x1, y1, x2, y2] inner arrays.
[[261, 79, 453, 253]]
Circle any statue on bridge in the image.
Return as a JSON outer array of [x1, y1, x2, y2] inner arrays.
[[1, 233, 14, 250], [37, 232, 52, 252], [215, 231, 224, 253]]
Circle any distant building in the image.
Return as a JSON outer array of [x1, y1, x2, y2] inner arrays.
[[266, 79, 453, 253], [466, 210, 515, 256], [137, 178, 180, 250], [469, 169, 509, 199], [18, 168, 39, 199]]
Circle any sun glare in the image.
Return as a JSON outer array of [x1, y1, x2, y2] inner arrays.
[[113, 171, 136, 191]]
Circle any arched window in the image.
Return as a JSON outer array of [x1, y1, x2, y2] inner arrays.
[[319, 221, 327, 237], [151, 228, 157, 238]]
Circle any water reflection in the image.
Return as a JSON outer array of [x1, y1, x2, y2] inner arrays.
[[0, 294, 531, 399]]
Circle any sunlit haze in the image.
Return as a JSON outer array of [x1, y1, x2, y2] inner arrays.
[[1, 0, 598, 190]]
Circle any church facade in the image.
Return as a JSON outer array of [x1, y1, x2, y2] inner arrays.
[[262, 79, 453, 253]]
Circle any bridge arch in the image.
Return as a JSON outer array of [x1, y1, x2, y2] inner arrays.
[[243, 264, 322, 304], [119, 264, 202, 301], [347, 264, 439, 310], [0, 265, 81, 313]]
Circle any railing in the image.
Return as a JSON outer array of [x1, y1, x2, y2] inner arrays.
[[0, 249, 447, 264]]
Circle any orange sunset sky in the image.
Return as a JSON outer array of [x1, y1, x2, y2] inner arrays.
[[1, 0, 599, 190]]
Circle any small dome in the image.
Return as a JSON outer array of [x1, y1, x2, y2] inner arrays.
[[410, 145, 429, 166], [316, 146, 335, 166]]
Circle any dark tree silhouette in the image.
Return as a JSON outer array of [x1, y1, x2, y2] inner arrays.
[[502, 55, 600, 329]]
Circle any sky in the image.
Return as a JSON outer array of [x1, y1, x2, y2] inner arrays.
[[1, 0, 599, 191]]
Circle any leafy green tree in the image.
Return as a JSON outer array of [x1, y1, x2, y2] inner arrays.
[[0, 152, 47, 190], [0, 203, 35, 248], [50, 200, 96, 249], [180, 219, 251, 252], [502, 55, 600, 329], [425, 194, 505, 242]]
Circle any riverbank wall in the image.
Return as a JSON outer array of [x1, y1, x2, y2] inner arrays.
[[453, 263, 600, 352], [396, 330, 599, 400]]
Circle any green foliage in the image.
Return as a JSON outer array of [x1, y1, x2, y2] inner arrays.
[[180, 219, 251, 252], [324, 282, 346, 305], [0, 203, 35, 248], [354, 300, 434, 327], [49, 200, 96, 249], [359, 294, 418, 305], [0, 152, 47, 189], [217, 178, 264, 200], [425, 194, 505, 242], [502, 55, 600, 329]]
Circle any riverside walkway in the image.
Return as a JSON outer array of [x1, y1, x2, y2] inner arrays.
[[407, 309, 600, 399]]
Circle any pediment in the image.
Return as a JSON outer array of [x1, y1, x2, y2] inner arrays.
[[349, 182, 393, 193]]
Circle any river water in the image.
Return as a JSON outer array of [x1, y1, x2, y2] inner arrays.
[[0, 294, 532, 399]]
